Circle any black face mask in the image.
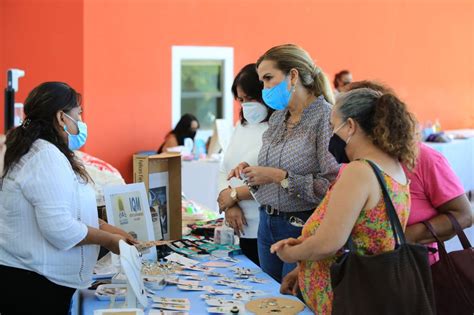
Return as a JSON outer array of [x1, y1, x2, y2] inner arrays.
[[328, 133, 350, 164]]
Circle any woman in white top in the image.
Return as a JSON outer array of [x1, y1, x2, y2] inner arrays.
[[0, 82, 133, 314], [217, 64, 273, 265]]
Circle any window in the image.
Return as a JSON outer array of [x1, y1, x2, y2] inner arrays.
[[181, 61, 223, 130], [172, 46, 234, 140]]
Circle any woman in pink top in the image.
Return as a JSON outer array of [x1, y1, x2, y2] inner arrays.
[[403, 142, 472, 262], [345, 81, 472, 263]]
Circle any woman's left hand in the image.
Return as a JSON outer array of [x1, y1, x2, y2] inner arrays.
[[217, 188, 236, 213], [123, 234, 140, 245], [99, 219, 139, 245], [271, 237, 302, 253], [271, 238, 300, 264], [242, 166, 286, 186]]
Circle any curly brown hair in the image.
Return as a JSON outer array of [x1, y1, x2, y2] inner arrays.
[[337, 86, 419, 169]]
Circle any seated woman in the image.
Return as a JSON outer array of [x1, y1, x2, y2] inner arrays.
[[157, 113, 200, 153], [346, 81, 472, 263], [0, 82, 134, 314], [271, 86, 419, 313]]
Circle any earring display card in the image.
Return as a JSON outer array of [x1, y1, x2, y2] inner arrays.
[[166, 239, 210, 257], [246, 297, 305, 315], [151, 297, 190, 305], [151, 303, 190, 311]]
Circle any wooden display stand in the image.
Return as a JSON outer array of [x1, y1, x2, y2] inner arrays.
[[133, 153, 182, 240]]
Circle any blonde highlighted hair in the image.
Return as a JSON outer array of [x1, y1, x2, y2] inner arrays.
[[256, 44, 335, 105]]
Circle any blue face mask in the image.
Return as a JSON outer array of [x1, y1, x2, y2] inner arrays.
[[63, 113, 88, 150], [262, 76, 294, 110]]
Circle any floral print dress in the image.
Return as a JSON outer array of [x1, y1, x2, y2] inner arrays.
[[298, 162, 410, 314]]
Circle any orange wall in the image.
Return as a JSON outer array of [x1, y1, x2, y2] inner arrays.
[[0, 0, 84, 130], [2, 0, 474, 182]]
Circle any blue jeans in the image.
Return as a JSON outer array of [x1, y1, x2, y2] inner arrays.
[[257, 209, 312, 283]]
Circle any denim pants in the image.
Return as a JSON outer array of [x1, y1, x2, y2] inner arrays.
[[257, 209, 312, 283]]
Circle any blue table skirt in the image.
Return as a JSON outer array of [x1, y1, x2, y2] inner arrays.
[[79, 254, 313, 314], [425, 138, 474, 192]]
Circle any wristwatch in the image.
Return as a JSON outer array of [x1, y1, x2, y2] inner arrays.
[[280, 171, 289, 189], [230, 188, 239, 202]]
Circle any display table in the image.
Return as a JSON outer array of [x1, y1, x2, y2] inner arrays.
[[425, 137, 474, 192], [182, 159, 220, 212], [78, 254, 312, 314]]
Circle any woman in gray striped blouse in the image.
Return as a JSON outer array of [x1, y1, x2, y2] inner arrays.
[[230, 44, 340, 282]]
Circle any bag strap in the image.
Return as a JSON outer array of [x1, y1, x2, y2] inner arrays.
[[445, 212, 472, 249], [366, 160, 406, 246], [343, 160, 406, 251], [422, 220, 449, 259], [423, 219, 474, 308]]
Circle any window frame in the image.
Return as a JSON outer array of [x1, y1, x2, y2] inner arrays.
[[172, 46, 234, 136]]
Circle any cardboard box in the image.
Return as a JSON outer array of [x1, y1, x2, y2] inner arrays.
[[133, 153, 182, 240]]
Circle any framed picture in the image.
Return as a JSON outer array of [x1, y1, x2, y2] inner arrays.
[[104, 182, 160, 260], [149, 172, 169, 240]]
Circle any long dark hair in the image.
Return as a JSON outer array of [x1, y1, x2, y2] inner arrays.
[[158, 113, 200, 153], [2, 82, 90, 182], [231, 63, 273, 125], [172, 113, 199, 145]]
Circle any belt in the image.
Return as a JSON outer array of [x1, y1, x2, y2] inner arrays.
[[259, 205, 312, 219]]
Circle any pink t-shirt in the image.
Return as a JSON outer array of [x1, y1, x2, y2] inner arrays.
[[404, 143, 465, 263]]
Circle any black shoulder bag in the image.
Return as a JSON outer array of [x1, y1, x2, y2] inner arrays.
[[330, 160, 436, 315]]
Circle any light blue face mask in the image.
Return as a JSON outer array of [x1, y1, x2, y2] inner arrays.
[[262, 76, 294, 110], [63, 113, 88, 150]]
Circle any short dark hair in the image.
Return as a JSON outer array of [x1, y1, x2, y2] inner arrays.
[[334, 70, 351, 89], [231, 63, 273, 125]]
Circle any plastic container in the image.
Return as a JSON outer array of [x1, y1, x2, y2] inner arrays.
[[212, 250, 229, 258], [214, 224, 235, 245], [183, 137, 194, 155], [94, 284, 127, 301], [193, 139, 207, 160], [142, 275, 166, 291]]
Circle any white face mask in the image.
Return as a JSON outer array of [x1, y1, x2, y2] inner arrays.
[[242, 102, 269, 124]]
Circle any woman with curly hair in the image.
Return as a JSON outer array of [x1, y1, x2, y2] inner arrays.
[[271, 86, 419, 314]]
